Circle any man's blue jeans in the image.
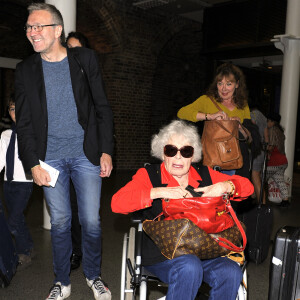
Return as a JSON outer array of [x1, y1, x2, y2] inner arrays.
[[146, 255, 242, 300], [4, 181, 33, 255], [43, 155, 102, 285]]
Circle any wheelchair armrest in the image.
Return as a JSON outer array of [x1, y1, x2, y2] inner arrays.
[[131, 211, 143, 223]]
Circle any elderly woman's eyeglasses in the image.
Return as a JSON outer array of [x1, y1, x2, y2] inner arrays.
[[164, 145, 194, 158], [24, 24, 58, 33]]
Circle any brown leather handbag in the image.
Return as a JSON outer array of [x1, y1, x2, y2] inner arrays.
[[201, 98, 244, 170], [202, 119, 243, 170]]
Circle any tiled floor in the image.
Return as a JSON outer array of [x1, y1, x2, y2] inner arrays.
[[1, 170, 300, 300]]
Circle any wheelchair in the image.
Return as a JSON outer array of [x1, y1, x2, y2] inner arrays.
[[120, 217, 248, 300]]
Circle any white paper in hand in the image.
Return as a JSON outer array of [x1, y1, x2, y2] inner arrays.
[[39, 160, 60, 187]]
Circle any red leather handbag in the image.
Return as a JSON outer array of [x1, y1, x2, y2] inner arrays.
[[161, 194, 247, 252]]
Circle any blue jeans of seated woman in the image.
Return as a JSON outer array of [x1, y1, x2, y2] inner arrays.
[[146, 255, 242, 300], [221, 169, 236, 176], [4, 181, 33, 255], [43, 155, 102, 286]]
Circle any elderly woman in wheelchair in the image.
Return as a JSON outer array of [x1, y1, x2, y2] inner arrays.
[[112, 120, 253, 300]]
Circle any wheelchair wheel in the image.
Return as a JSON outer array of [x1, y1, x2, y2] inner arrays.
[[126, 227, 136, 298], [236, 268, 247, 300], [121, 233, 128, 300], [121, 227, 136, 300]]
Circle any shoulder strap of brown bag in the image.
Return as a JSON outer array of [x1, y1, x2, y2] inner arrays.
[[209, 97, 223, 111], [213, 120, 239, 137], [208, 97, 247, 142]]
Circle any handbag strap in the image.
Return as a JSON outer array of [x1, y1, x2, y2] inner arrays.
[[209, 97, 223, 112], [212, 197, 247, 252], [212, 120, 239, 138], [207, 97, 247, 142]]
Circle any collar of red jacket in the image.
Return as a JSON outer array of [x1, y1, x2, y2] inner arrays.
[[160, 162, 201, 188]]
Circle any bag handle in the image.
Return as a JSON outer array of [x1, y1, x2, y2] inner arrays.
[[209, 97, 223, 112], [211, 195, 247, 252], [208, 120, 246, 143], [207, 97, 247, 142], [213, 120, 239, 138]]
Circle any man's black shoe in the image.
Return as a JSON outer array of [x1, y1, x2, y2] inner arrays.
[[70, 253, 82, 270]]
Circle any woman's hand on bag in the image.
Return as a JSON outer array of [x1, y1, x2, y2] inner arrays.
[[150, 187, 192, 199], [211, 111, 229, 120], [230, 116, 241, 122], [194, 182, 232, 197]]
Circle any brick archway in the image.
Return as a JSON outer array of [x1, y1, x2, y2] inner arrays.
[[77, 0, 124, 54], [150, 23, 206, 134]]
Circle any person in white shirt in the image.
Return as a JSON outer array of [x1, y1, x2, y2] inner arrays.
[[0, 99, 34, 269]]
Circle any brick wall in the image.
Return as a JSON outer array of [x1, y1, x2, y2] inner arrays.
[[86, 1, 206, 169], [0, 0, 207, 170], [1, 0, 283, 170]]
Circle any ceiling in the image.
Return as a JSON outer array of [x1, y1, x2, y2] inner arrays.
[[132, 0, 235, 22], [0, 0, 284, 72], [132, 0, 233, 13], [131, 0, 284, 72], [223, 55, 283, 73]]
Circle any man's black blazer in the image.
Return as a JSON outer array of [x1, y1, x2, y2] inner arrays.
[[15, 47, 114, 172]]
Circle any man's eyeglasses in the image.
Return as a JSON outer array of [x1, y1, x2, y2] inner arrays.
[[164, 144, 194, 158], [24, 24, 58, 33], [8, 107, 15, 112]]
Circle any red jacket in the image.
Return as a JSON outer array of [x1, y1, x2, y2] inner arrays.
[[111, 163, 254, 214]]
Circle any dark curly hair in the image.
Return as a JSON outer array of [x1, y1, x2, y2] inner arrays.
[[206, 63, 248, 109], [66, 32, 90, 48]]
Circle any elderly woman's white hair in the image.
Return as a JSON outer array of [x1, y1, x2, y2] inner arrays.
[[151, 120, 202, 162]]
